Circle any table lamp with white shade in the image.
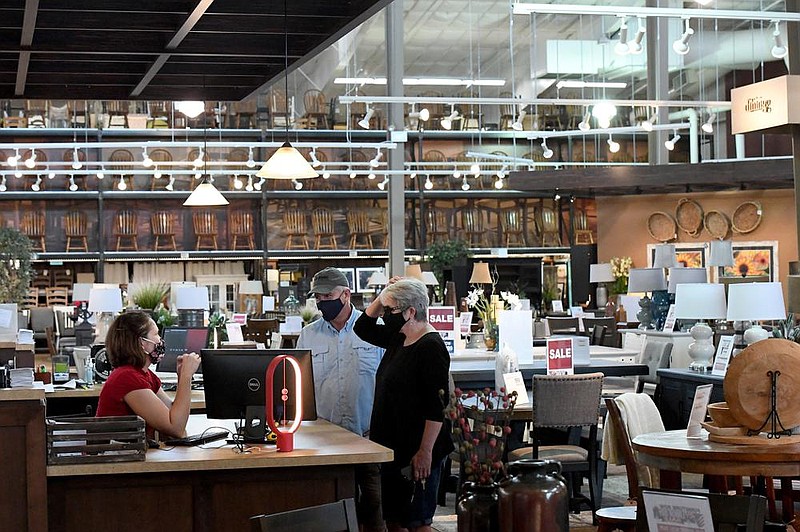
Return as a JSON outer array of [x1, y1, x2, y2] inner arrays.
[[653, 244, 679, 268], [667, 268, 708, 294], [175, 286, 210, 328], [589, 263, 615, 308], [238, 280, 264, 316], [627, 268, 667, 329], [421, 271, 440, 303], [674, 283, 727, 371], [707, 239, 735, 268], [88, 288, 123, 343], [726, 282, 786, 345], [405, 263, 424, 281]]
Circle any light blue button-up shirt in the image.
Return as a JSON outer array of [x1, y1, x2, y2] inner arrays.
[[297, 306, 384, 437]]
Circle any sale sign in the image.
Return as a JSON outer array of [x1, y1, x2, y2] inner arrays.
[[428, 306, 457, 340], [546, 338, 574, 375]]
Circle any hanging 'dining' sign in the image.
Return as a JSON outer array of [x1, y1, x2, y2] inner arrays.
[[546, 337, 574, 375]]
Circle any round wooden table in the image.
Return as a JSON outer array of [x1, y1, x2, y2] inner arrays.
[[633, 429, 800, 523]]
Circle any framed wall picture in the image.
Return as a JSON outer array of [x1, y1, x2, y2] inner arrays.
[[646, 243, 706, 268], [356, 267, 381, 294], [718, 240, 777, 283], [335, 267, 356, 292]]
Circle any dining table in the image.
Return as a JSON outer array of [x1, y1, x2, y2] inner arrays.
[[633, 429, 800, 524]]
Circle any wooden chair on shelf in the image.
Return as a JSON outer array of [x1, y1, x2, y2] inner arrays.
[[113, 211, 138, 251], [418, 91, 444, 130], [230, 211, 256, 250], [226, 148, 249, 191], [45, 287, 69, 307], [346, 210, 373, 249], [460, 206, 489, 248], [62, 148, 87, 190], [311, 208, 337, 250], [424, 208, 450, 244], [49, 100, 70, 128], [23, 287, 39, 309], [574, 209, 594, 244], [147, 101, 171, 129], [148, 149, 173, 190], [422, 149, 447, 179], [539, 206, 562, 247], [302, 89, 329, 130], [250, 498, 358, 532], [21, 211, 46, 252], [150, 211, 177, 251], [26, 100, 46, 128], [509, 373, 604, 514], [192, 211, 218, 251], [349, 101, 381, 130], [269, 89, 290, 128], [109, 149, 135, 191], [283, 210, 309, 250], [64, 211, 88, 252], [242, 319, 280, 347], [498, 91, 517, 130], [51, 268, 72, 287], [500, 207, 526, 247], [106, 100, 128, 128]]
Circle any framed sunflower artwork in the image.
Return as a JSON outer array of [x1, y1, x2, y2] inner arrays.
[[718, 241, 777, 282]]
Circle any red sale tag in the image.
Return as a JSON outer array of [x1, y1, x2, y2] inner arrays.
[[427, 306, 457, 340], [546, 338, 574, 375]]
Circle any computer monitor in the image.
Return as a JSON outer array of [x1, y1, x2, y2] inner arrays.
[[157, 327, 210, 373], [200, 348, 317, 442]]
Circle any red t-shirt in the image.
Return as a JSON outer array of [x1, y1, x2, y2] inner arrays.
[[96, 365, 162, 419]]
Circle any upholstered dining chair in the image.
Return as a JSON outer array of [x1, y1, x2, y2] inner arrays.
[[150, 211, 177, 251], [64, 211, 88, 252], [283, 210, 309, 250], [229, 211, 255, 250], [192, 211, 218, 250], [21, 211, 46, 252], [509, 372, 605, 513], [311, 208, 337, 250], [346, 210, 373, 249], [636, 342, 673, 394]]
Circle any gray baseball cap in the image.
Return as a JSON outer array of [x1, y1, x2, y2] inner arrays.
[[307, 267, 349, 296]]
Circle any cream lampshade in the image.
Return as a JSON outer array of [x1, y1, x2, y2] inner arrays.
[[88, 288, 123, 343], [469, 262, 493, 284], [367, 270, 389, 287], [627, 268, 667, 329], [266, 269, 280, 293], [405, 264, 424, 280], [674, 283, 727, 370], [175, 286, 210, 328], [421, 271, 439, 286], [707, 240, 735, 267], [726, 282, 786, 345], [667, 268, 707, 293], [653, 244, 678, 268], [239, 280, 264, 315], [239, 280, 264, 295], [589, 263, 614, 308]]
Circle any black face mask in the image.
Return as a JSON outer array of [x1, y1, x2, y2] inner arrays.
[[317, 298, 345, 322], [382, 309, 408, 334], [142, 338, 166, 364]]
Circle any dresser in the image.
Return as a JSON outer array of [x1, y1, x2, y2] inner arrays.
[[655, 368, 725, 430]]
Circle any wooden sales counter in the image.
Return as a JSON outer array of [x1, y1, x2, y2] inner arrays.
[[0, 389, 393, 532]]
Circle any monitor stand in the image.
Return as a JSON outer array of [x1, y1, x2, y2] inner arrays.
[[238, 406, 267, 443]]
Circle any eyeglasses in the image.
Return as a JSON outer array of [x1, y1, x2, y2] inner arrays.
[[384, 305, 404, 314]]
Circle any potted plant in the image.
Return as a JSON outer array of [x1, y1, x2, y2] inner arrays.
[[425, 239, 471, 301], [0, 227, 34, 306], [130, 283, 169, 313]]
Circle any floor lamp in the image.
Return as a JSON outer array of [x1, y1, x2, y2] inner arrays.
[[674, 283, 727, 371], [726, 282, 786, 346], [627, 268, 667, 330]]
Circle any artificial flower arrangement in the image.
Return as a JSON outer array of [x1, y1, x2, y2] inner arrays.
[[609, 256, 633, 295], [443, 387, 518, 485], [465, 289, 523, 334]]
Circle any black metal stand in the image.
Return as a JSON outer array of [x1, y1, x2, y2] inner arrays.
[[750, 370, 792, 439]]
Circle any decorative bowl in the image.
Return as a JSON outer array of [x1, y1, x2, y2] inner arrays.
[[706, 402, 741, 428]]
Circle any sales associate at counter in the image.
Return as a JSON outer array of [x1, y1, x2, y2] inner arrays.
[[354, 277, 452, 532], [96, 311, 201, 438]]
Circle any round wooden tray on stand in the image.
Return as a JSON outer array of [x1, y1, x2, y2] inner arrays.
[[675, 198, 703, 237], [723, 339, 800, 437], [732, 201, 762, 234], [703, 210, 730, 240], [647, 211, 677, 242]]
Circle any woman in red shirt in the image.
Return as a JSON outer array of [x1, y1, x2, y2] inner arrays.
[[96, 311, 201, 439]]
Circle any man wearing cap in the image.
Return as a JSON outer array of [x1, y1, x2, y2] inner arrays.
[[298, 267, 386, 532]]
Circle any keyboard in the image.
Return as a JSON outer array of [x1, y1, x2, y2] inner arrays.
[[164, 429, 229, 446]]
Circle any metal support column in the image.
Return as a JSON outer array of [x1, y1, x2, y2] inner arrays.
[[788, 0, 800, 258], [386, 0, 406, 277], [646, 3, 670, 165]]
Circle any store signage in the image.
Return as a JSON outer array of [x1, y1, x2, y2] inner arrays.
[[731, 75, 800, 134], [546, 337, 574, 375], [428, 306, 457, 353]]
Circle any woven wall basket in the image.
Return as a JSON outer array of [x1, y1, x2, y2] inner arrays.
[[675, 198, 703, 237], [647, 211, 678, 242], [704, 210, 731, 239], [732, 201, 762, 234]]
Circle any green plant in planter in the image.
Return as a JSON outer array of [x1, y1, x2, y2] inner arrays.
[[772, 314, 800, 343], [0, 227, 34, 305], [425, 239, 471, 285], [130, 283, 169, 310], [153, 304, 176, 333]]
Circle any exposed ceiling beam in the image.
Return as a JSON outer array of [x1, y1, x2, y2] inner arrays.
[[15, 0, 39, 95], [131, 0, 214, 97]]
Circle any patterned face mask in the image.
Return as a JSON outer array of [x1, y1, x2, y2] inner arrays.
[[141, 337, 166, 364]]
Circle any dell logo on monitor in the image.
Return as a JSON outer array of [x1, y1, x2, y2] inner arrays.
[[247, 378, 261, 392]]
